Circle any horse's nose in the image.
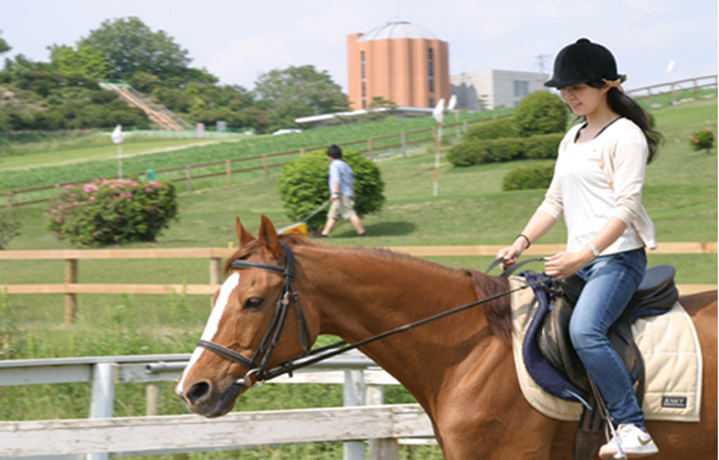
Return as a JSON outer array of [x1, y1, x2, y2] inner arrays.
[[186, 381, 211, 404]]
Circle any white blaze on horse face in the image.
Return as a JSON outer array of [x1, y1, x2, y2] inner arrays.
[[176, 273, 240, 397]]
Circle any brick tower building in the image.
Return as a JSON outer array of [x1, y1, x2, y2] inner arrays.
[[347, 19, 450, 111]]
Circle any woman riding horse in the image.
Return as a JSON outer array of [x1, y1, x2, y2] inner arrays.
[[498, 38, 663, 458]]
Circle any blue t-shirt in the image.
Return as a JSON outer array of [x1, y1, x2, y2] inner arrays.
[[328, 159, 355, 196]]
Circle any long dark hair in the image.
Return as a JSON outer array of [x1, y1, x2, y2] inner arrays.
[[587, 81, 663, 163]]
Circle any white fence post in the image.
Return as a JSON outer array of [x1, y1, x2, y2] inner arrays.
[[344, 370, 366, 460], [87, 363, 117, 460], [367, 385, 400, 460]]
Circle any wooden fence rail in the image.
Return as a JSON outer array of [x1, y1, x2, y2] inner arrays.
[[626, 75, 717, 106], [0, 404, 432, 459], [0, 351, 418, 460], [1, 243, 716, 324]]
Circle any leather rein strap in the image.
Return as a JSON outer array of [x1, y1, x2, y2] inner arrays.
[[196, 240, 313, 387], [485, 256, 547, 277]]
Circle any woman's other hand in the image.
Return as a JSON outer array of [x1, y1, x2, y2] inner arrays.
[[544, 249, 594, 279]]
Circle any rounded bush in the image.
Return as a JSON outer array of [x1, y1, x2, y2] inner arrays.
[[483, 138, 525, 162], [278, 149, 385, 231], [465, 117, 518, 141], [46, 178, 178, 246], [447, 140, 487, 166], [524, 133, 564, 159], [689, 128, 714, 152], [502, 163, 556, 191], [513, 91, 568, 137], [448, 132, 562, 167]]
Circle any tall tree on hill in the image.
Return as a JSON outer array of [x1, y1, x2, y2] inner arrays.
[[0, 30, 10, 56], [78, 17, 192, 81], [253, 65, 349, 131], [48, 44, 113, 79]]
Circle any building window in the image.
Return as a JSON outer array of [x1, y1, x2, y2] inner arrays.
[[361, 51, 367, 109], [429, 97, 435, 108], [513, 80, 529, 98], [428, 48, 435, 93]]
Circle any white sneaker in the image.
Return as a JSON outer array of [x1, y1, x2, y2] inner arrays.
[[599, 424, 659, 459]]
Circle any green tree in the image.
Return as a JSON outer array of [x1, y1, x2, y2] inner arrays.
[[0, 30, 10, 56], [48, 44, 113, 79], [78, 17, 191, 80], [253, 65, 349, 131]]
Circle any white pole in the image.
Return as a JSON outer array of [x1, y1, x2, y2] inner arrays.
[[433, 124, 442, 197], [343, 370, 366, 460], [118, 143, 123, 178]]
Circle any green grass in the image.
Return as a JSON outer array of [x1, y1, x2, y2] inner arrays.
[[0, 137, 233, 171], [0, 98, 714, 460]]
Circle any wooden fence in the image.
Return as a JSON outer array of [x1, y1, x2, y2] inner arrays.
[[0, 405, 432, 459], [626, 75, 717, 106], [0, 351, 428, 460], [0, 116, 490, 209], [1, 242, 715, 324]]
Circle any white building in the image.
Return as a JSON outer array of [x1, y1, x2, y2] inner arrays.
[[450, 70, 548, 111]]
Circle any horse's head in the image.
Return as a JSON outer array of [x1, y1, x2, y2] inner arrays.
[[175, 215, 317, 417]]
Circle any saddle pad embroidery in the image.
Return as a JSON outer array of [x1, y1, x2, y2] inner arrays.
[[509, 277, 703, 423]]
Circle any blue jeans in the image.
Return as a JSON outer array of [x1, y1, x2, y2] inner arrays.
[[568, 248, 647, 429]]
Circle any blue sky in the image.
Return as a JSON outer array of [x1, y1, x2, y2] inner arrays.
[[2, 0, 716, 92]]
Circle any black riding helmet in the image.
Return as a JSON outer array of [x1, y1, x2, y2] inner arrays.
[[544, 38, 625, 89]]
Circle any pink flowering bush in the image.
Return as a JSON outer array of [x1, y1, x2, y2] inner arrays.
[[46, 178, 178, 246], [689, 128, 714, 152]]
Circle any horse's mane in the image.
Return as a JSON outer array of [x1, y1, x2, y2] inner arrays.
[[224, 235, 513, 345]]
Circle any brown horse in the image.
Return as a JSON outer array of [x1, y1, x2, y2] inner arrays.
[[175, 216, 717, 460]]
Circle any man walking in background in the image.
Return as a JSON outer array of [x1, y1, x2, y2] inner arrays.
[[318, 144, 367, 238]]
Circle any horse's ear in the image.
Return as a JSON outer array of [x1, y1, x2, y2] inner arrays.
[[235, 216, 256, 248], [258, 215, 281, 257]]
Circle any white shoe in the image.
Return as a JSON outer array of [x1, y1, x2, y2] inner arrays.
[[599, 424, 659, 459]]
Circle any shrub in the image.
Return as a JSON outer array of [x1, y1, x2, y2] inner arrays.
[[448, 132, 563, 166], [446, 139, 487, 166], [278, 149, 385, 231], [524, 133, 564, 159], [465, 117, 518, 141], [689, 128, 714, 152], [0, 212, 20, 249], [46, 178, 178, 246], [503, 163, 556, 191], [483, 138, 525, 162], [513, 91, 568, 137]]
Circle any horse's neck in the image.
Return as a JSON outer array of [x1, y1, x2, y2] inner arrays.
[[298, 244, 502, 405]]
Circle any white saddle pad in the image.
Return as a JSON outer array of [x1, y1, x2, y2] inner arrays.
[[509, 277, 703, 422]]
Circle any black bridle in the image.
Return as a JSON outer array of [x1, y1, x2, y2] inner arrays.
[[196, 240, 547, 388], [196, 240, 313, 387]]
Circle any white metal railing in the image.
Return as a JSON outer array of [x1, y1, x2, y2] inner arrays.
[[0, 351, 432, 460]]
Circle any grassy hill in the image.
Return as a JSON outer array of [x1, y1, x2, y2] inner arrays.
[[0, 107, 510, 193], [0, 96, 715, 459]]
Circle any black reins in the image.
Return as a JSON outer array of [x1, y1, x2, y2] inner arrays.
[[196, 241, 549, 388]]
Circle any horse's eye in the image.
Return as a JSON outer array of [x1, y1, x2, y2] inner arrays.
[[243, 296, 264, 310]]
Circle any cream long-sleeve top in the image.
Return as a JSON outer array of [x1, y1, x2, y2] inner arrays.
[[538, 118, 657, 255]]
